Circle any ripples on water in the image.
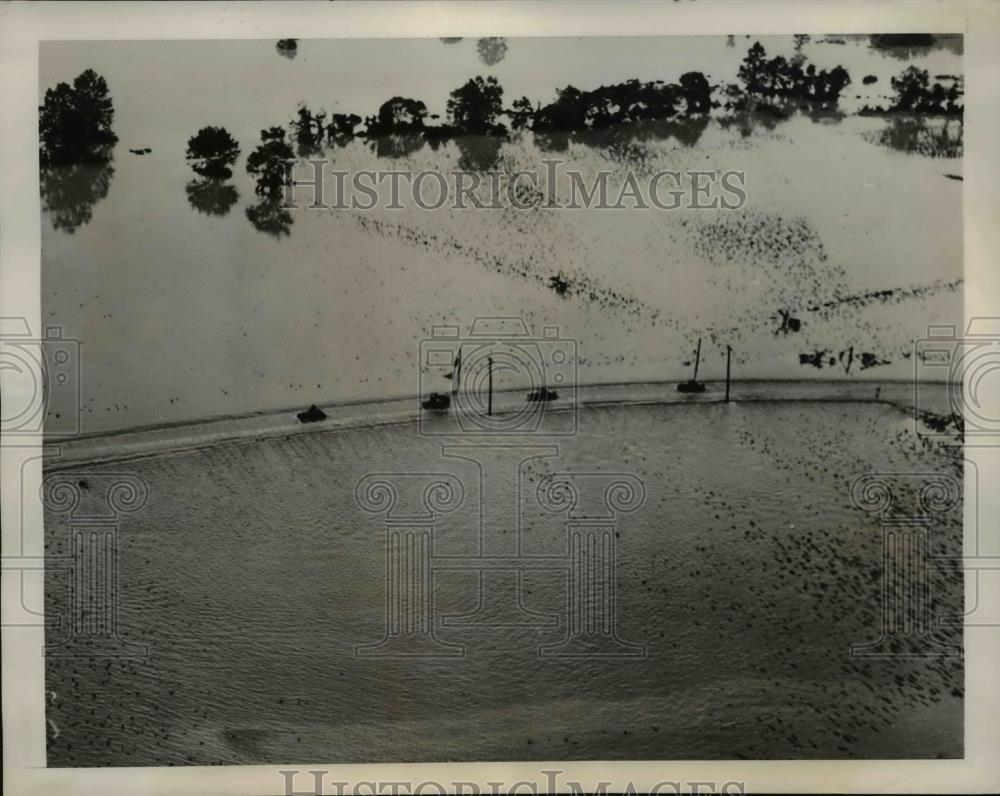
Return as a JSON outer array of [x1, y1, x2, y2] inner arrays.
[[45, 403, 962, 764]]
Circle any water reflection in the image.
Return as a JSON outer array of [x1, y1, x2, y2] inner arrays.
[[535, 117, 710, 157], [866, 116, 963, 158], [368, 132, 426, 160], [246, 196, 293, 238], [185, 178, 239, 217], [455, 135, 504, 171], [868, 33, 963, 60], [40, 159, 115, 233]]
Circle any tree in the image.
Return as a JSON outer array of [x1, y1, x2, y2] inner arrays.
[[39, 69, 118, 165], [185, 126, 241, 178], [819, 65, 852, 103], [246, 126, 295, 195], [508, 96, 536, 131], [374, 97, 428, 132], [327, 112, 362, 142], [737, 42, 769, 94], [291, 105, 326, 156], [447, 76, 504, 134], [678, 72, 712, 115], [890, 66, 930, 112], [477, 37, 508, 66], [276, 39, 298, 60], [534, 85, 587, 131]]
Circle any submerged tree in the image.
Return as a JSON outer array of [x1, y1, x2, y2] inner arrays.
[[678, 72, 713, 115], [185, 126, 241, 178], [327, 112, 362, 144], [246, 126, 295, 195], [508, 96, 536, 131], [276, 39, 298, 60], [447, 76, 505, 134], [477, 37, 508, 66], [889, 66, 961, 114], [39, 69, 118, 165], [736, 41, 851, 107], [291, 104, 327, 156], [372, 97, 429, 132]]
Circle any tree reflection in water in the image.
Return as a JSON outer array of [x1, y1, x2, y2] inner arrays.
[[867, 116, 963, 158], [455, 134, 504, 172], [40, 158, 115, 233], [186, 178, 239, 217], [246, 195, 293, 238]]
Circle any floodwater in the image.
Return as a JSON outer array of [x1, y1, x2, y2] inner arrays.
[[39, 36, 965, 766], [39, 36, 963, 437], [44, 401, 963, 765]]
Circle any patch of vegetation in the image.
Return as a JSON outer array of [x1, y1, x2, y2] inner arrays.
[[39, 69, 118, 165], [185, 126, 240, 178]]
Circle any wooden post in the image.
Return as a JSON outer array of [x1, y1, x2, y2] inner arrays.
[[725, 345, 732, 403], [487, 356, 493, 416], [693, 338, 702, 382]]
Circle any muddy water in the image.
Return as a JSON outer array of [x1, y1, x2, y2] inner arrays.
[[40, 37, 962, 436], [44, 402, 963, 764]]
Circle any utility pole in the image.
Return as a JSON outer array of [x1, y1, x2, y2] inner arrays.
[[725, 345, 732, 403]]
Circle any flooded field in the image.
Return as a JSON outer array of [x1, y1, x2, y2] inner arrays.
[[44, 400, 963, 764], [40, 36, 962, 436]]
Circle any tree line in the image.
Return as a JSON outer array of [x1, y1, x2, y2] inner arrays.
[[36, 41, 965, 235]]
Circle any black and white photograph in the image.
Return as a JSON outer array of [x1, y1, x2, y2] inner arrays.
[[2, 2, 1000, 794]]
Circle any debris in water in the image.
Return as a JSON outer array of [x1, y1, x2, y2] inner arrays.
[[799, 350, 827, 369], [774, 309, 802, 334], [526, 387, 558, 402], [422, 393, 451, 410], [296, 404, 327, 423], [859, 352, 889, 370], [549, 274, 571, 297]]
